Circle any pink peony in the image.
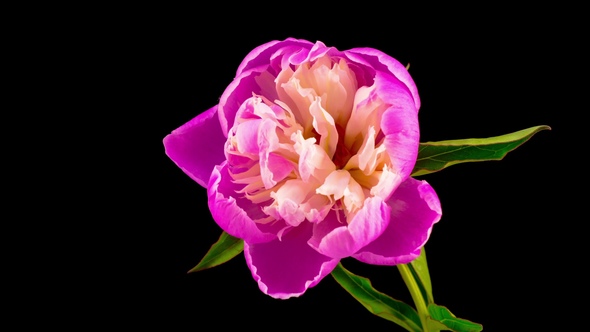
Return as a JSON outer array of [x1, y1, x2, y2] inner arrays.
[[164, 38, 442, 299]]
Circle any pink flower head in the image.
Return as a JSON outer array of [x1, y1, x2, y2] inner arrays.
[[164, 38, 442, 299]]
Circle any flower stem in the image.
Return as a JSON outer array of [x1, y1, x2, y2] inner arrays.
[[398, 264, 433, 332]]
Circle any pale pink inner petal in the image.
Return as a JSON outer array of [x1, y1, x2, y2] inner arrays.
[[263, 179, 313, 227], [265, 153, 295, 185], [258, 118, 285, 189], [234, 119, 261, 155], [292, 131, 336, 183]]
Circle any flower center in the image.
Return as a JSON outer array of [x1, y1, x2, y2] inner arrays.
[[225, 55, 396, 226], [331, 124, 352, 169]]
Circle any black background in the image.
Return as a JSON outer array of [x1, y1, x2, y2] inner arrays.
[[47, 4, 581, 331]]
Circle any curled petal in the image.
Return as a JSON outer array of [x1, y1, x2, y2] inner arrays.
[[315, 58, 357, 127], [263, 179, 312, 227], [218, 67, 268, 135], [261, 153, 294, 189], [344, 84, 388, 152], [353, 178, 442, 265], [234, 118, 262, 156], [310, 98, 338, 159], [342, 177, 365, 214], [236, 38, 314, 76], [244, 222, 339, 299], [380, 79, 420, 180], [292, 131, 336, 183], [370, 165, 402, 200], [305, 41, 338, 63], [308, 196, 390, 259], [344, 47, 421, 111], [163, 105, 226, 188], [208, 162, 285, 244], [277, 69, 315, 134], [257, 116, 296, 189], [316, 170, 350, 200], [301, 194, 332, 223]]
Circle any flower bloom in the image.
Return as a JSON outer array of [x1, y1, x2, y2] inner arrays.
[[164, 38, 441, 299]]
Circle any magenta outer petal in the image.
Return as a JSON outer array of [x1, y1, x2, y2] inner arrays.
[[235, 38, 315, 76], [163, 105, 226, 188], [353, 178, 442, 265], [308, 197, 390, 259], [344, 48, 421, 111], [244, 222, 339, 299], [218, 68, 268, 135], [219, 39, 318, 134], [379, 79, 421, 182], [208, 162, 284, 244]]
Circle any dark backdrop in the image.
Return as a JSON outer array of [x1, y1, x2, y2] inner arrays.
[[81, 5, 577, 331]]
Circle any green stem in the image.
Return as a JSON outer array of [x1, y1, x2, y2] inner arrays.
[[398, 264, 432, 332]]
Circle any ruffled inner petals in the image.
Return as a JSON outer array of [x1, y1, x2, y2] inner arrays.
[[208, 162, 282, 244]]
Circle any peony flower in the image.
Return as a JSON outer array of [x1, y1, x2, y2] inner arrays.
[[164, 38, 442, 299]]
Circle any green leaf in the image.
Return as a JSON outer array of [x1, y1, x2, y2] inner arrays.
[[428, 304, 483, 332], [412, 125, 551, 176], [187, 231, 243, 273], [426, 318, 452, 331], [331, 262, 423, 332], [408, 248, 434, 304]]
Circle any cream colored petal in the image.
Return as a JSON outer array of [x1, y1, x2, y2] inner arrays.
[[344, 84, 388, 153], [342, 176, 365, 217], [310, 97, 338, 159], [315, 170, 351, 201], [369, 164, 402, 200], [291, 130, 336, 183]]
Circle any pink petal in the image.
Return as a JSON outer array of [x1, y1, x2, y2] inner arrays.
[[244, 222, 339, 299], [304, 40, 340, 63], [163, 105, 226, 188], [263, 153, 295, 187], [344, 47, 421, 111], [236, 38, 314, 76], [258, 117, 295, 188], [220, 39, 319, 133], [234, 118, 262, 155], [353, 178, 442, 265], [218, 67, 268, 135], [308, 197, 390, 259], [379, 77, 420, 180], [208, 162, 285, 244]]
